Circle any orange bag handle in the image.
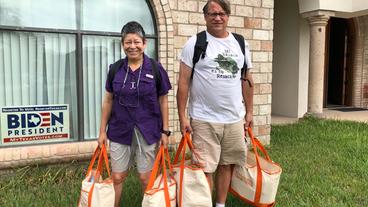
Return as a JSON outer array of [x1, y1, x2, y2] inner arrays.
[[87, 144, 112, 207], [85, 144, 111, 178], [145, 146, 172, 206], [247, 128, 275, 205], [173, 132, 203, 207], [173, 132, 200, 165]]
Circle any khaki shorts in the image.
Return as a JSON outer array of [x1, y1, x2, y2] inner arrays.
[[191, 119, 247, 173], [109, 127, 158, 173]]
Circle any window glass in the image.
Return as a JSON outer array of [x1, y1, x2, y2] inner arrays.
[[0, 31, 78, 145], [0, 0, 77, 29], [82, 35, 121, 139], [82, 0, 155, 34]]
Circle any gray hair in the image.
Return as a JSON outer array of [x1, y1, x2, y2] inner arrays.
[[202, 0, 231, 15], [121, 21, 146, 41]]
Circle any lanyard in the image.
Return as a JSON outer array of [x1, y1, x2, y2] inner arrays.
[[122, 64, 142, 90]]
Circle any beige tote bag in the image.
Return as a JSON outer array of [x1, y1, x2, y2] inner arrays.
[[142, 146, 176, 207], [173, 133, 212, 207], [78, 144, 115, 207], [229, 128, 282, 207]]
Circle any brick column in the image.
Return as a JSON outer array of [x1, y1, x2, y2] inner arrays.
[[303, 11, 334, 114]]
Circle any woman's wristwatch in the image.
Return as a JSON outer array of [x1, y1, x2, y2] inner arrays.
[[161, 129, 171, 136]]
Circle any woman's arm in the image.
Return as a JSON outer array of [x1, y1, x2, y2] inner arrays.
[[159, 94, 169, 147], [98, 91, 114, 147]]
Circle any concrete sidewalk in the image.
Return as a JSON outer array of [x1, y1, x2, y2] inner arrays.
[[272, 107, 368, 125]]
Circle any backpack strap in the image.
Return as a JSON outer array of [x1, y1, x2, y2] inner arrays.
[[191, 31, 248, 79], [107, 59, 125, 87], [232, 32, 248, 78], [191, 31, 208, 79], [149, 58, 162, 97]]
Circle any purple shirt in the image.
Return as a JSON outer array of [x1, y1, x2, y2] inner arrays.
[[105, 55, 172, 145]]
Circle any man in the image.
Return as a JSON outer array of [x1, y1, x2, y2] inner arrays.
[[176, 0, 254, 206]]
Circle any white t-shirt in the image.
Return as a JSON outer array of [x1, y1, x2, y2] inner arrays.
[[181, 31, 253, 123]]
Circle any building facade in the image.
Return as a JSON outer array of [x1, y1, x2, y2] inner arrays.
[[272, 0, 368, 117], [0, 0, 274, 169]]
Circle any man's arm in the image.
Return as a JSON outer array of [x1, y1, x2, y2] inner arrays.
[[242, 70, 254, 128], [177, 61, 193, 135]]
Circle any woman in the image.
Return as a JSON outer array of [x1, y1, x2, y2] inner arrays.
[[98, 21, 172, 207]]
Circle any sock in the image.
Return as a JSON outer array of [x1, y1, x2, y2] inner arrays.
[[216, 203, 225, 207]]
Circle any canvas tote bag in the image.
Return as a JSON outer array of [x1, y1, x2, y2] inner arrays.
[[78, 144, 115, 207], [172, 133, 212, 207], [229, 128, 282, 207], [142, 145, 176, 207]]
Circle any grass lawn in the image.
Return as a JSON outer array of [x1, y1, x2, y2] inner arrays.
[[0, 117, 367, 207]]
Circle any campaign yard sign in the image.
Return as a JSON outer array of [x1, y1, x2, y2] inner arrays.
[[0, 104, 70, 145]]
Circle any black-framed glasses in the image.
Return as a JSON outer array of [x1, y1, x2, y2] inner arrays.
[[206, 12, 227, 18], [118, 65, 142, 108]]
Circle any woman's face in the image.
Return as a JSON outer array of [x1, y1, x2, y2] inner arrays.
[[122, 33, 146, 61]]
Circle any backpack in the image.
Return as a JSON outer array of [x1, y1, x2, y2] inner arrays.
[[191, 30, 248, 79], [107, 58, 162, 96]]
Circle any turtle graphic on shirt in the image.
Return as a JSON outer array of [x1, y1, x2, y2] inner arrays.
[[214, 54, 239, 74]]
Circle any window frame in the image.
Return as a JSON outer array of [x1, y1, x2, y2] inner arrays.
[[0, 0, 158, 147]]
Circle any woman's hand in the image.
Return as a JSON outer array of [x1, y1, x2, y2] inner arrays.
[[160, 133, 169, 148], [98, 132, 107, 148]]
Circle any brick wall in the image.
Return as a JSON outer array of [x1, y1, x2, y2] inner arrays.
[[168, 0, 274, 143], [353, 15, 368, 108], [362, 16, 368, 107]]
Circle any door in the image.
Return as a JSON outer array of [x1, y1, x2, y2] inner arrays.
[[325, 17, 353, 107]]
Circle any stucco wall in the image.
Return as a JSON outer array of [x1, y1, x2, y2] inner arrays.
[[272, 0, 301, 117], [298, 0, 368, 18]]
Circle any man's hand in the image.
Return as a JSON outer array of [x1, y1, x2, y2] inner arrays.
[[244, 113, 253, 130], [179, 117, 192, 135]]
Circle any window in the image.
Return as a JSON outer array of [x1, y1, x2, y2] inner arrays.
[[0, 0, 157, 146]]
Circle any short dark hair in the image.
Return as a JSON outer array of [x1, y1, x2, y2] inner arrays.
[[202, 0, 231, 15], [120, 21, 146, 42]]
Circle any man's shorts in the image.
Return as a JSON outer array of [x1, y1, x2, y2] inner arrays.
[[109, 127, 158, 173], [191, 119, 247, 173]]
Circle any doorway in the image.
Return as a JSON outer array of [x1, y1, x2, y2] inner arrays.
[[325, 17, 354, 107]]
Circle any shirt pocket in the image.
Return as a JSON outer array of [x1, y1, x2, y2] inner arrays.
[[139, 75, 156, 96], [112, 80, 124, 96]]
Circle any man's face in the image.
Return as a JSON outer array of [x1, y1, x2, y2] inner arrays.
[[204, 2, 229, 35]]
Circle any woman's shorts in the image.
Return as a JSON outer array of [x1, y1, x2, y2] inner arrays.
[[109, 127, 158, 173]]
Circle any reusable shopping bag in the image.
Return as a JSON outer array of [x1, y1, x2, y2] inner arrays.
[[78, 144, 115, 207], [229, 128, 282, 207], [172, 133, 212, 207], [142, 145, 176, 207]]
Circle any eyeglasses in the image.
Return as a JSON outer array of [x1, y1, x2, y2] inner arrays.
[[118, 65, 142, 108], [206, 12, 227, 18]]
